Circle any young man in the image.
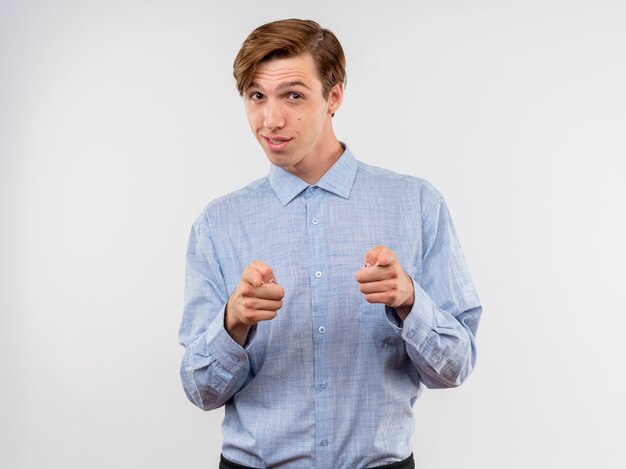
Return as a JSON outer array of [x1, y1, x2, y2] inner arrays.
[[179, 19, 482, 469]]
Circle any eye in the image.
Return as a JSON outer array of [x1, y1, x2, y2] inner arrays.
[[288, 92, 303, 101], [249, 92, 264, 101]]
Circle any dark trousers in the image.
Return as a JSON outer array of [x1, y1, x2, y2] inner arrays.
[[220, 453, 415, 469]]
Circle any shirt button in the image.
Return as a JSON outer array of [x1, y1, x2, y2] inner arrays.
[[320, 439, 329, 447], [312, 218, 319, 224], [320, 381, 328, 389], [318, 326, 326, 334], [315, 271, 322, 278], [407, 330, 416, 339]]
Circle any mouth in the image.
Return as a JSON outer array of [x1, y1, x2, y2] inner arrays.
[[262, 135, 292, 151]]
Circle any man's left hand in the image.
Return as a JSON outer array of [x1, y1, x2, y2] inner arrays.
[[355, 246, 415, 321]]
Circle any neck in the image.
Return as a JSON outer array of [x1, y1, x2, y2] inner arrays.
[[293, 139, 344, 185]]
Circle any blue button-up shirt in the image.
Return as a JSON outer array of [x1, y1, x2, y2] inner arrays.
[[178, 145, 482, 468]]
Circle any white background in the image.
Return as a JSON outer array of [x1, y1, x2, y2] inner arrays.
[[2, 0, 625, 468]]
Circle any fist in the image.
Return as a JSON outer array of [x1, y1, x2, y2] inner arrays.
[[355, 246, 414, 320], [225, 261, 284, 345]]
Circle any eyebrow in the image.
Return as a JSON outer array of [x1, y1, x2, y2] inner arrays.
[[249, 81, 312, 92]]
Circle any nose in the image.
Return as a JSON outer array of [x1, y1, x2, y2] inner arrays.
[[263, 102, 285, 130]]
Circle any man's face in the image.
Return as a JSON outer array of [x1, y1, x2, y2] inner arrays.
[[245, 53, 342, 178]]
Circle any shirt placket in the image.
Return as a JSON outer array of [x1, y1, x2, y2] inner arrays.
[[305, 185, 333, 468]]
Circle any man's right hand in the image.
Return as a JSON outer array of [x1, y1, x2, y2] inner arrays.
[[225, 261, 284, 346]]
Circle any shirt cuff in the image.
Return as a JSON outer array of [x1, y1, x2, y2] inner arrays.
[[205, 306, 249, 367], [400, 278, 436, 347]]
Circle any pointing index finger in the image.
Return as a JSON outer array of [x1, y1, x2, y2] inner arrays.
[[249, 260, 278, 284], [364, 246, 396, 268], [244, 266, 264, 288], [375, 249, 394, 267], [363, 246, 384, 267]]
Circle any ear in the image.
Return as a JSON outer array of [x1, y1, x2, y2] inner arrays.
[[327, 83, 344, 117]]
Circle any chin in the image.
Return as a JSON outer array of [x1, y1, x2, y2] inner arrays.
[[267, 157, 293, 168], [263, 150, 295, 167]]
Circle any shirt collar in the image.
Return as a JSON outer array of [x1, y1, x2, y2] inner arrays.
[[268, 144, 358, 206]]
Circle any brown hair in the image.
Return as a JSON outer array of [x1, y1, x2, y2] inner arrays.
[[233, 19, 346, 99]]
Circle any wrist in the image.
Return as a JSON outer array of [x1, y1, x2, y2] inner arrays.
[[224, 301, 250, 346], [396, 272, 415, 321], [396, 304, 412, 321]]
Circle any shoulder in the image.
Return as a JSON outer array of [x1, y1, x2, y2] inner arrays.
[[355, 160, 443, 209], [193, 176, 271, 228]]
